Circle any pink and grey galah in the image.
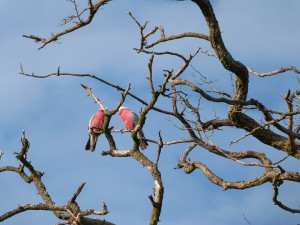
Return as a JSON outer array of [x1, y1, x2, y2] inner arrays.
[[85, 108, 107, 152], [118, 107, 148, 150]]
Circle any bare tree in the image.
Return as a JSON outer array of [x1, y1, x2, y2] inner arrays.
[[1, 0, 300, 224]]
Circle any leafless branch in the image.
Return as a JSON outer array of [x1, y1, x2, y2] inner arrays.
[[101, 149, 131, 157], [272, 169, 300, 213], [60, 0, 87, 25], [126, 12, 150, 53], [191, 65, 232, 98], [144, 25, 165, 39], [229, 114, 291, 146], [0, 203, 66, 222], [201, 50, 217, 58], [146, 138, 193, 146], [171, 77, 300, 159], [155, 131, 163, 166], [198, 120, 279, 169], [81, 84, 108, 112], [80, 201, 109, 216], [146, 32, 209, 49], [19, 67, 173, 116], [70, 182, 86, 203], [172, 48, 201, 80], [135, 48, 187, 62], [148, 53, 155, 93], [243, 213, 251, 225], [175, 143, 197, 169], [23, 0, 112, 49], [0, 131, 113, 224], [201, 50, 300, 77], [127, 11, 209, 52], [248, 66, 300, 77], [284, 90, 296, 154], [274, 155, 289, 165]]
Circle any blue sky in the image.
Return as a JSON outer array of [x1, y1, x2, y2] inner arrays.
[[0, 0, 300, 224]]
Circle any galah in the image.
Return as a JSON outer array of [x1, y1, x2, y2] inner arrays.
[[85, 108, 106, 152], [118, 107, 148, 150]]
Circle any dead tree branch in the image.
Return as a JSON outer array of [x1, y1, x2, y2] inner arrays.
[[0, 132, 112, 225], [23, 0, 112, 49], [81, 84, 108, 112], [272, 168, 300, 213], [127, 12, 209, 51], [248, 66, 300, 77], [19, 66, 173, 116], [201, 49, 300, 77], [0, 204, 66, 222]]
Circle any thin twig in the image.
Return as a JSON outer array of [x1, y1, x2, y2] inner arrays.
[[148, 53, 155, 93], [155, 131, 163, 166], [81, 84, 107, 112], [243, 213, 251, 225]]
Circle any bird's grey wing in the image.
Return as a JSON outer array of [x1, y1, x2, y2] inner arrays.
[[130, 112, 148, 150], [131, 111, 145, 137], [131, 112, 140, 127]]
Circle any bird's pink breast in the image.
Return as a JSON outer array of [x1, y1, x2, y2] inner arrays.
[[120, 110, 134, 129], [91, 110, 105, 132]]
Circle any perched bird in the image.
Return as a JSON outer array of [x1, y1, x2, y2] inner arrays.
[[85, 108, 106, 152], [118, 107, 148, 150]]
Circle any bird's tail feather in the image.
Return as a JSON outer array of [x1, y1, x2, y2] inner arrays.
[[140, 140, 148, 150], [85, 138, 91, 151], [137, 131, 148, 150], [85, 135, 97, 152]]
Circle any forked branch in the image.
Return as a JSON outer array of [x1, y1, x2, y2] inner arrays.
[[0, 132, 112, 225], [23, 0, 112, 49]]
